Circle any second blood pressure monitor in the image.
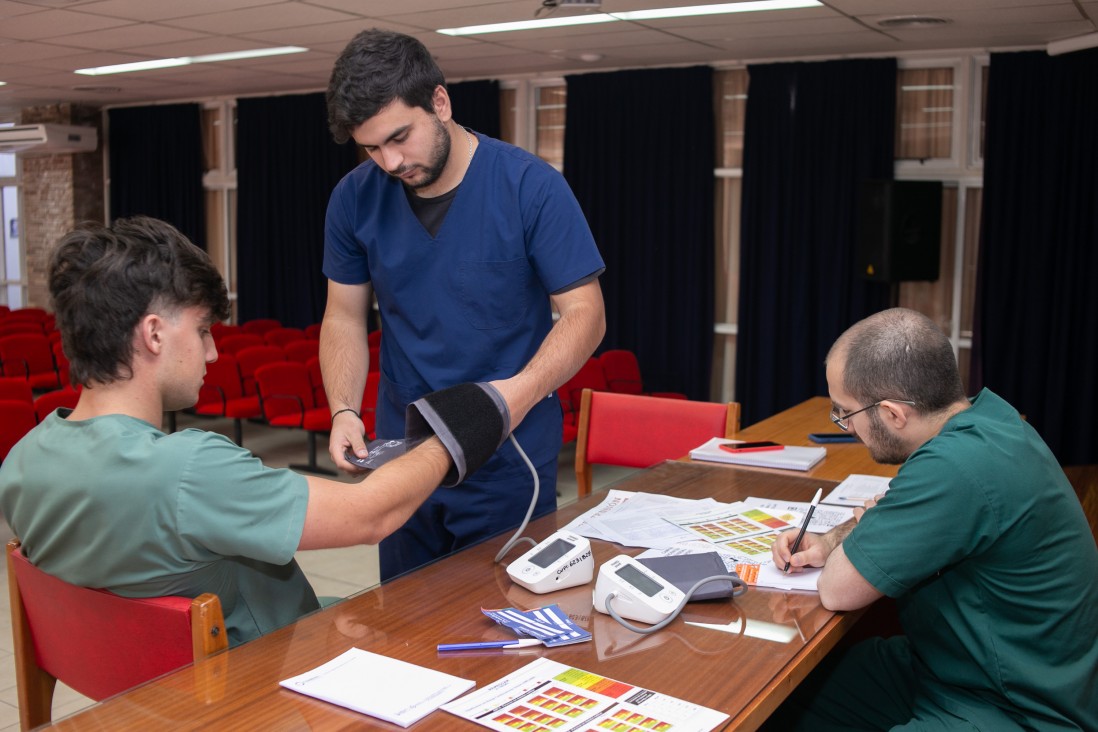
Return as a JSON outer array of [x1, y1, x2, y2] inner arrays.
[[593, 555, 685, 625], [506, 530, 594, 594]]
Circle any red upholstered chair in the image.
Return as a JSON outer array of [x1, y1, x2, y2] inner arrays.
[[304, 323, 322, 340], [557, 357, 607, 444], [255, 361, 334, 475], [598, 349, 687, 400], [0, 377, 34, 403], [216, 333, 265, 356], [33, 387, 80, 422], [235, 345, 285, 397], [284, 339, 320, 364], [574, 389, 741, 498], [0, 322, 44, 339], [6, 539, 228, 730], [50, 340, 68, 382], [264, 327, 306, 348], [5, 307, 48, 321], [305, 355, 328, 409], [192, 353, 262, 445], [0, 333, 61, 390], [1, 400, 38, 462], [367, 329, 382, 348], [210, 322, 242, 342], [240, 318, 281, 336]]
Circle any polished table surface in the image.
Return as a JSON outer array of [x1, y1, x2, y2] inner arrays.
[[731, 396, 897, 483], [48, 397, 895, 731]]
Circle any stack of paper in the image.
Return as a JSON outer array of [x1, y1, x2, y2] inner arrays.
[[279, 648, 474, 728], [689, 437, 827, 471], [821, 474, 892, 506]]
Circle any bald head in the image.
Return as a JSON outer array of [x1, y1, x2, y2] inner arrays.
[[827, 308, 966, 416]]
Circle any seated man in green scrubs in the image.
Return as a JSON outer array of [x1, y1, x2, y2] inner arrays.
[[0, 216, 521, 646], [769, 307, 1098, 731]]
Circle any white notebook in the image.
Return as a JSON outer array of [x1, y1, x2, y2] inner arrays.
[[279, 648, 474, 728], [689, 437, 826, 471]]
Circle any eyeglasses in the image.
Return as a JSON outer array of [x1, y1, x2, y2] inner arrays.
[[830, 399, 916, 431]]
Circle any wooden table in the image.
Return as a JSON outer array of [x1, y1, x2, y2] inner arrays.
[[47, 398, 892, 731], [729, 396, 898, 482]]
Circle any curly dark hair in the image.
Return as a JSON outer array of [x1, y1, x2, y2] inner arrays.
[[326, 28, 445, 144], [48, 216, 230, 387]]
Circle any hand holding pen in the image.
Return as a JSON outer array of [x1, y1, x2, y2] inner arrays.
[[783, 488, 822, 573]]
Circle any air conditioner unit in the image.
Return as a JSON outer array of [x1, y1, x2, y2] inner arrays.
[[0, 124, 98, 154]]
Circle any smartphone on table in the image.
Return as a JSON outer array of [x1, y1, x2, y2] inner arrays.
[[807, 432, 857, 443], [719, 441, 783, 453]]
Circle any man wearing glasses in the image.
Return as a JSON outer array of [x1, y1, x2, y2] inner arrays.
[[768, 308, 1097, 731]]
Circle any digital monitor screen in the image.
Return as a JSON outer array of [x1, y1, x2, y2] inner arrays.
[[530, 538, 575, 569], [616, 563, 663, 597]]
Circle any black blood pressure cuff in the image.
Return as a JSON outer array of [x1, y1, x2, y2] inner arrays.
[[405, 382, 511, 487]]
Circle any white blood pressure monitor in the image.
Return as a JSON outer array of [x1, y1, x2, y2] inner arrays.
[[507, 530, 594, 594], [593, 555, 685, 625]]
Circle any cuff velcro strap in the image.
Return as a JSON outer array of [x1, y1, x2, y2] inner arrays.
[[405, 382, 511, 487]]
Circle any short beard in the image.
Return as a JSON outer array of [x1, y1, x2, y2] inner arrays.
[[865, 409, 910, 465], [403, 116, 451, 191]]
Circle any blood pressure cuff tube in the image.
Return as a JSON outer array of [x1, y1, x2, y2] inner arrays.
[[405, 382, 511, 487]]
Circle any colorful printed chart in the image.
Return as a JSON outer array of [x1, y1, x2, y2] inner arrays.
[[442, 658, 727, 732]]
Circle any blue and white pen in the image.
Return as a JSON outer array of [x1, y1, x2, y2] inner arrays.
[[437, 638, 542, 652]]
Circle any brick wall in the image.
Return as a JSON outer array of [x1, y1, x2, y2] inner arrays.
[[18, 104, 104, 309]]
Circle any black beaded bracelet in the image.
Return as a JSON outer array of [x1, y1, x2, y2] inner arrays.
[[330, 407, 361, 425]]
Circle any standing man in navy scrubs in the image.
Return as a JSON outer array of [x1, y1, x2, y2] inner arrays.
[[321, 29, 606, 580]]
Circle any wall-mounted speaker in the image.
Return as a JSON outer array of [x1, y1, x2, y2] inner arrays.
[[857, 180, 943, 283]]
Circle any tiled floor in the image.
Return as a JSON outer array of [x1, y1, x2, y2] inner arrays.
[[0, 411, 636, 728]]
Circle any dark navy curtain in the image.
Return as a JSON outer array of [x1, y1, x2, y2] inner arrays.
[[735, 59, 895, 426], [236, 93, 359, 327], [564, 66, 714, 400], [448, 79, 501, 140], [108, 104, 204, 248], [974, 49, 1098, 465]]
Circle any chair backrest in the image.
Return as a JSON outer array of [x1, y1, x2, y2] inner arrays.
[[574, 389, 741, 497], [304, 323, 322, 340], [6, 539, 228, 728], [5, 307, 48, 322], [209, 322, 241, 342], [0, 322, 45, 339], [264, 327, 305, 348], [0, 334, 57, 381], [235, 345, 286, 396], [284, 338, 320, 364], [240, 318, 281, 336], [1, 399, 38, 462], [33, 387, 80, 422], [217, 333, 265, 356], [559, 357, 608, 418], [255, 361, 315, 423], [305, 355, 327, 409], [0, 377, 34, 403], [196, 353, 243, 413], [598, 349, 645, 395]]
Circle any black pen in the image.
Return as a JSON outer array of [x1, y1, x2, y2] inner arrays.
[[784, 488, 823, 573]]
